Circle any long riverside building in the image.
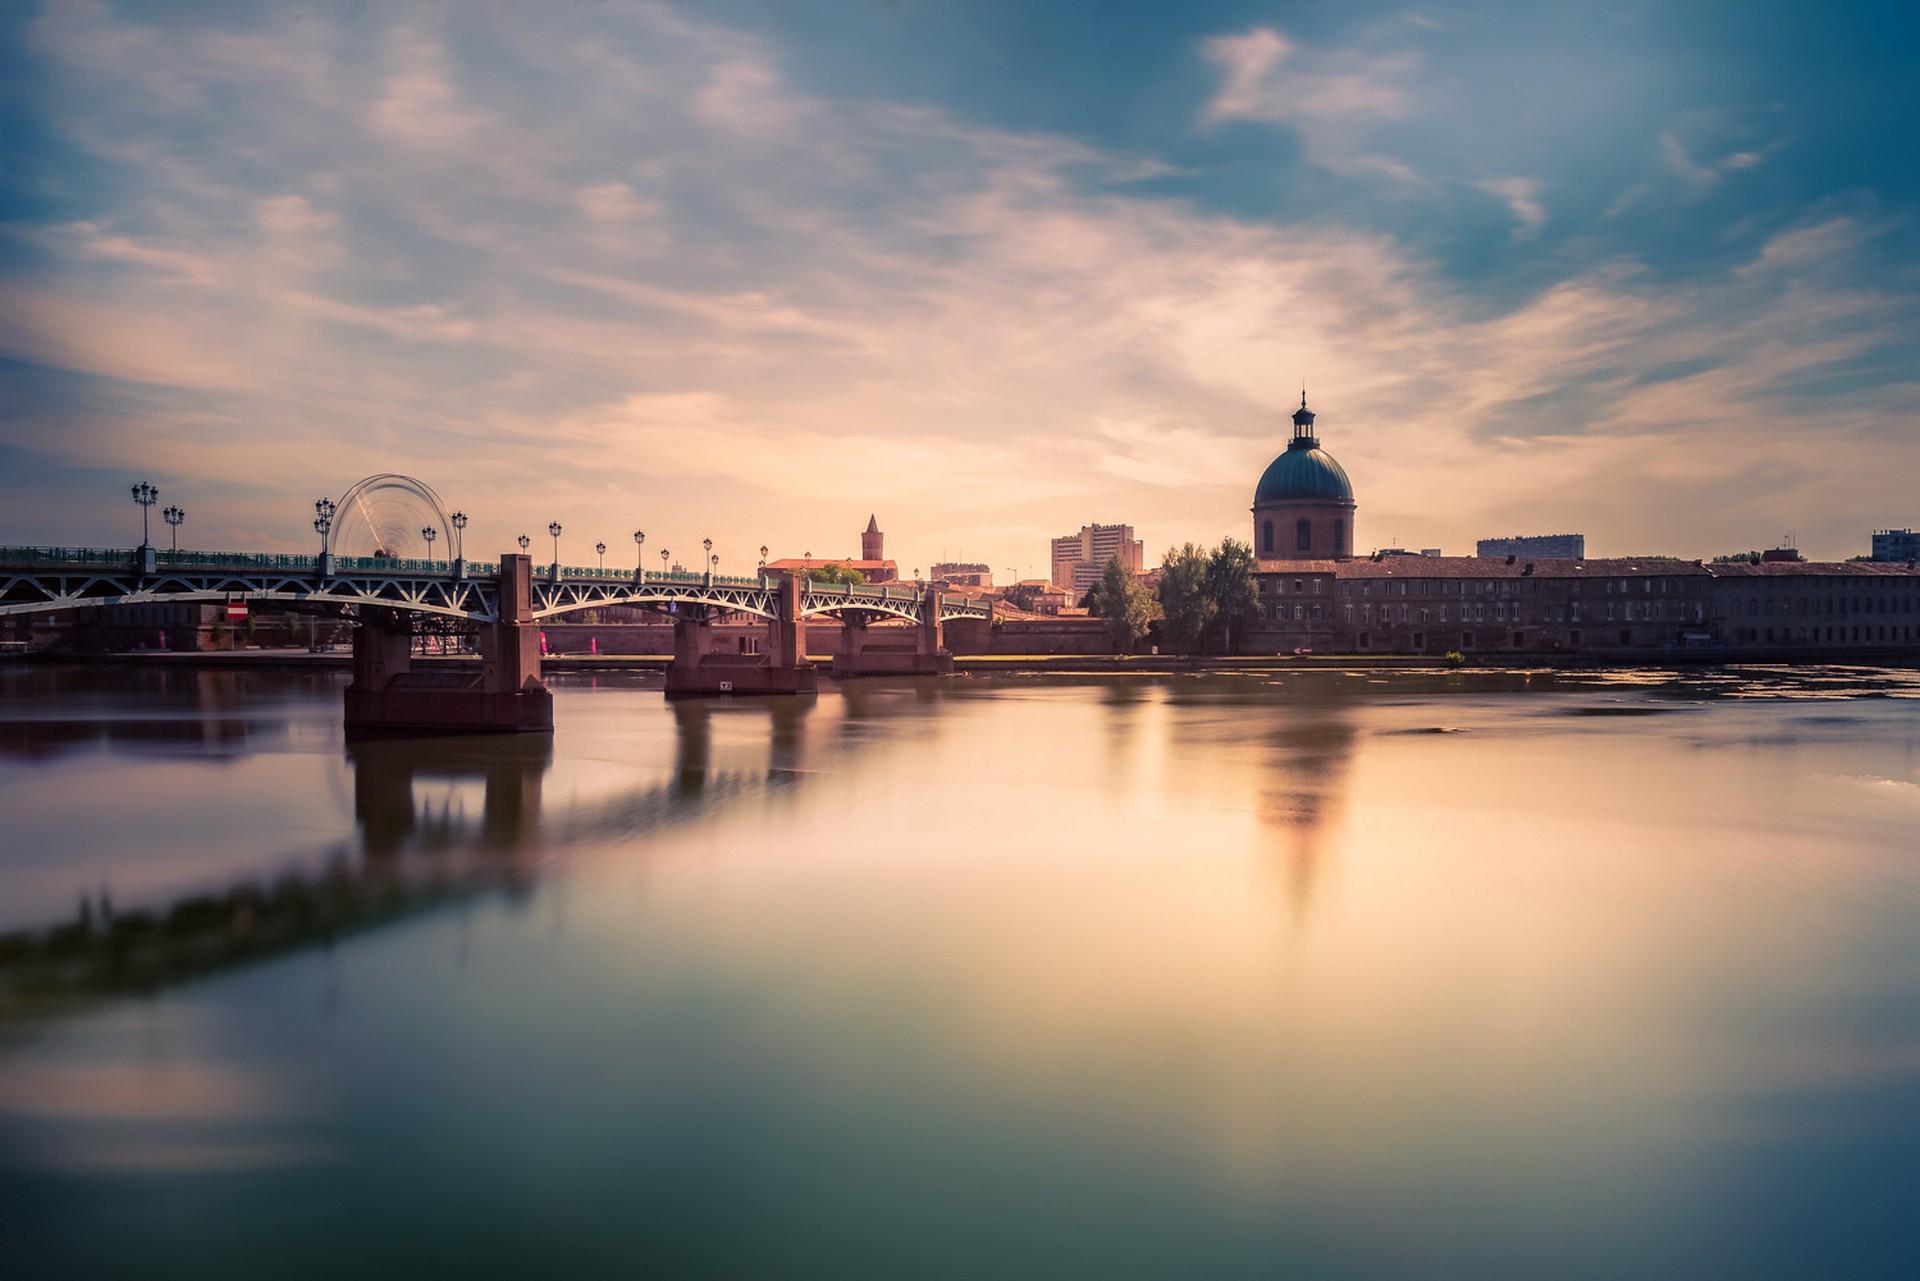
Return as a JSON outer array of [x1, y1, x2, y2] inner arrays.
[[1243, 396, 1920, 658], [1246, 555, 1920, 657]]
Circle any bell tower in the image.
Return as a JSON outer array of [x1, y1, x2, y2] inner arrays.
[[861, 514, 883, 562]]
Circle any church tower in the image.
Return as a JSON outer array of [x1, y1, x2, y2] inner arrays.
[[861, 514, 884, 562]]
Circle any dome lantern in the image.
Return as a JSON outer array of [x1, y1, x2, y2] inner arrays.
[[1289, 388, 1318, 448]]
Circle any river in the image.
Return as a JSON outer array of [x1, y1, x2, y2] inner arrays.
[[2, 663, 1918, 1278]]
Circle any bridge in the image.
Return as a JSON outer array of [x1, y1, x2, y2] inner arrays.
[[0, 544, 993, 733]]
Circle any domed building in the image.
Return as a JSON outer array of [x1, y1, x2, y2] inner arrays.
[[1253, 392, 1355, 560]]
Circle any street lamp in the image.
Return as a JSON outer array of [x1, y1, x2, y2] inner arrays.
[[421, 525, 437, 560], [633, 529, 645, 581], [595, 540, 607, 572], [517, 533, 530, 553], [660, 548, 670, 576], [710, 552, 720, 576], [548, 521, 563, 577], [312, 498, 335, 553], [131, 482, 158, 547], [449, 510, 468, 560], [702, 537, 713, 582], [163, 505, 184, 552]]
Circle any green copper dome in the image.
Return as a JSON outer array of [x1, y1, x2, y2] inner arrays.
[[1254, 439, 1353, 505]]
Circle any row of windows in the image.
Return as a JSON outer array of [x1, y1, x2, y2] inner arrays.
[[1731, 625, 1916, 644], [1350, 630, 1633, 652], [1724, 595, 1914, 618], [1343, 603, 1523, 624]]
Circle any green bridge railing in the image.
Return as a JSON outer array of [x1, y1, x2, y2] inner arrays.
[[0, 548, 991, 613]]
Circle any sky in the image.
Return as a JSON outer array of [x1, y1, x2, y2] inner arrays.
[[2, 0, 1918, 572]]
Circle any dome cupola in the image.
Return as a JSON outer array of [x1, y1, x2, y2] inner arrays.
[[1251, 389, 1357, 559], [1254, 391, 1353, 504]]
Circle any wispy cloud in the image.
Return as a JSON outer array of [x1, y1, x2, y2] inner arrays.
[[1476, 178, 1547, 240], [0, 3, 1913, 566], [1202, 27, 1415, 125]]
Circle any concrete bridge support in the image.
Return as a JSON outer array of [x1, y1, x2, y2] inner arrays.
[[665, 571, 818, 698], [344, 553, 553, 735], [831, 587, 955, 676]]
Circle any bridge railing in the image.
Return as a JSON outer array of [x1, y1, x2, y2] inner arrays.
[[0, 545, 144, 568], [543, 566, 766, 587], [805, 582, 917, 602], [0, 546, 509, 578], [328, 554, 461, 575]]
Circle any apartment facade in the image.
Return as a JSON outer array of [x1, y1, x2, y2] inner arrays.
[[1051, 523, 1145, 595]]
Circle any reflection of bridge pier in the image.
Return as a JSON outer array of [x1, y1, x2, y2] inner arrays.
[[344, 554, 553, 735], [0, 688, 841, 1024], [346, 732, 554, 856]]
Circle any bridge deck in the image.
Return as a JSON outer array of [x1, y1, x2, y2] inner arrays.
[[0, 547, 993, 624]]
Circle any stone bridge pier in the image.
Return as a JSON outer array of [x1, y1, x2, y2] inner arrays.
[[344, 553, 554, 735], [665, 570, 818, 698], [832, 586, 955, 677]]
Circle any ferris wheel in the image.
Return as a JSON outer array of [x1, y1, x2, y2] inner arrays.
[[325, 474, 453, 560]]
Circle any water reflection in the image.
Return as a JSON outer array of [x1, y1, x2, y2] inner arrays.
[[5, 666, 1920, 1280], [1259, 712, 1359, 922], [346, 734, 554, 857], [0, 713, 259, 761], [0, 695, 830, 1024]]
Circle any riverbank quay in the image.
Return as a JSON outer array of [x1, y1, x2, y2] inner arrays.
[[11, 647, 1919, 675]]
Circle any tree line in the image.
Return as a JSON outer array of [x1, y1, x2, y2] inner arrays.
[[1081, 537, 1259, 656]]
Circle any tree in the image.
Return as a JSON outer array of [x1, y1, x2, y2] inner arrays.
[[1156, 543, 1216, 656], [806, 563, 866, 585], [1002, 582, 1043, 611], [1085, 556, 1160, 654], [1204, 537, 1258, 655]]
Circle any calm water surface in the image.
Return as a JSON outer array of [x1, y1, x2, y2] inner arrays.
[[2, 663, 1919, 1278]]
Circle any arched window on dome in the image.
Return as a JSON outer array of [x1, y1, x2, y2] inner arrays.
[[1334, 519, 1346, 557], [1262, 520, 1274, 554], [1296, 519, 1312, 552]]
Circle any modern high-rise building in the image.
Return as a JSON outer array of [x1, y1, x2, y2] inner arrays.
[[1872, 529, 1920, 561], [1477, 533, 1586, 560], [1051, 523, 1144, 593]]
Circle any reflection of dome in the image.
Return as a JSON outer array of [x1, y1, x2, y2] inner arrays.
[[1254, 442, 1353, 504]]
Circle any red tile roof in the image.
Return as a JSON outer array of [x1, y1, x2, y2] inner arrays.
[[765, 557, 897, 573]]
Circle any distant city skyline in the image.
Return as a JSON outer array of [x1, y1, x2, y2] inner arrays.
[[3, 2, 1918, 566]]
